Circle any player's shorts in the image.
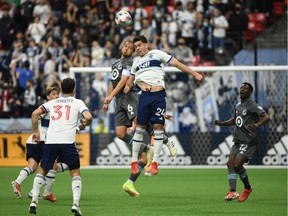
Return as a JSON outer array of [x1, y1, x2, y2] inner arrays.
[[115, 92, 138, 127], [137, 90, 166, 126], [40, 143, 80, 171], [230, 143, 257, 161], [26, 141, 45, 163]]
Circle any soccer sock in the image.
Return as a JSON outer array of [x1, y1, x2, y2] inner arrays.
[[123, 133, 133, 146], [43, 170, 56, 195], [152, 130, 164, 163], [57, 162, 69, 172], [129, 161, 146, 182], [15, 166, 33, 184], [228, 167, 237, 192], [72, 176, 82, 206], [163, 135, 168, 145], [131, 127, 145, 162], [32, 174, 45, 203], [238, 167, 251, 189]]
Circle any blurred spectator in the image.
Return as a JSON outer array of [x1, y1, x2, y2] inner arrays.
[[22, 79, 37, 117], [91, 39, 104, 67], [132, 0, 148, 35], [0, 5, 16, 50], [0, 47, 11, 84], [179, 1, 197, 51], [197, 16, 214, 61], [26, 38, 39, 71], [140, 18, 155, 43], [43, 51, 57, 89], [103, 40, 118, 66], [210, 7, 229, 53], [162, 15, 178, 47], [26, 15, 46, 44], [171, 37, 193, 65], [0, 81, 12, 118], [20, 0, 35, 31], [50, 0, 67, 20], [172, 1, 184, 39], [227, 2, 249, 51], [152, 32, 171, 53], [33, 0, 51, 25], [152, 0, 170, 37]]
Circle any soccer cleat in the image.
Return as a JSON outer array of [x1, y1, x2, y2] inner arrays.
[[131, 161, 139, 174], [122, 182, 139, 197], [224, 191, 239, 201], [166, 138, 177, 157], [42, 193, 57, 202], [151, 161, 158, 175], [144, 171, 151, 177], [71, 204, 82, 216], [146, 146, 154, 166], [11, 181, 22, 198], [28, 201, 37, 214], [238, 187, 253, 202]]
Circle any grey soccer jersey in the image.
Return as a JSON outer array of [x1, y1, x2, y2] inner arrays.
[[110, 56, 133, 98], [233, 98, 266, 145], [110, 57, 138, 126]]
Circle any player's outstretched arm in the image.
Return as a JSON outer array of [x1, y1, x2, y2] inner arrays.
[[214, 117, 236, 126], [169, 57, 204, 82]]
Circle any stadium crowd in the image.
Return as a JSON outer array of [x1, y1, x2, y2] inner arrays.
[[0, 0, 283, 119]]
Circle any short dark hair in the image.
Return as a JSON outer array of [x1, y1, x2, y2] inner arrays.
[[242, 82, 253, 92], [61, 78, 75, 94], [133, 35, 148, 44]]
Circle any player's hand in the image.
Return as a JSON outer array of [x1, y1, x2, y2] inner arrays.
[[123, 85, 131, 94], [214, 120, 222, 126], [104, 95, 112, 104], [165, 114, 173, 121], [78, 124, 86, 131], [247, 123, 258, 131], [102, 103, 109, 112], [32, 132, 40, 143]]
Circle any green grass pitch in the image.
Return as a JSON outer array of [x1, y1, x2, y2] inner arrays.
[[0, 167, 287, 216]]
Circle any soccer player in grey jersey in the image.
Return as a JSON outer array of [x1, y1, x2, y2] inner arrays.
[[214, 82, 270, 202]]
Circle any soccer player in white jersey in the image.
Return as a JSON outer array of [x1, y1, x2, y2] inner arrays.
[[28, 78, 92, 216], [11, 86, 69, 202], [124, 35, 204, 175]]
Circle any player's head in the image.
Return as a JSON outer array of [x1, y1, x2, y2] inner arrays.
[[61, 78, 75, 95], [46, 85, 60, 101], [121, 40, 134, 58], [240, 82, 253, 99], [133, 35, 149, 57]]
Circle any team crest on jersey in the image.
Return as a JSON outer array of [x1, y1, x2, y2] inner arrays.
[[118, 64, 122, 70], [149, 54, 153, 58]]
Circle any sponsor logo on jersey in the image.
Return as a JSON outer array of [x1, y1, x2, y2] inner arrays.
[[262, 135, 287, 165], [96, 134, 192, 165]]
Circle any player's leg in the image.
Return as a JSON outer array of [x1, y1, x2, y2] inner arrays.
[[146, 123, 177, 157], [42, 161, 60, 202], [29, 144, 57, 214], [123, 150, 149, 197], [12, 142, 42, 198], [70, 168, 82, 216], [224, 145, 240, 201], [235, 145, 255, 202]]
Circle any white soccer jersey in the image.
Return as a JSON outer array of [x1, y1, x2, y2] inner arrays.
[[131, 49, 173, 89], [41, 96, 89, 144], [26, 113, 50, 144]]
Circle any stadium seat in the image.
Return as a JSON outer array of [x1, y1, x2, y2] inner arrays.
[[144, 6, 153, 18], [273, 2, 284, 16], [244, 30, 255, 42], [248, 13, 266, 24]]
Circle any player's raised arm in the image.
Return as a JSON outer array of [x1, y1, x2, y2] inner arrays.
[[169, 57, 204, 82]]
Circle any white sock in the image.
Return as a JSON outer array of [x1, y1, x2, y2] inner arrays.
[[15, 166, 33, 184], [57, 163, 69, 172], [32, 174, 45, 203], [152, 130, 164, 163], [72, 176, 82, 206], [43, 170, 56, 195], [131, 127, 145, 162]]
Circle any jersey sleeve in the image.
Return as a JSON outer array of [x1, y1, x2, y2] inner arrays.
[[251, 101, 266, 116], [41, 101, 51, 114], [78, 100, 89, 116], [152, 49, 173, 63]]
